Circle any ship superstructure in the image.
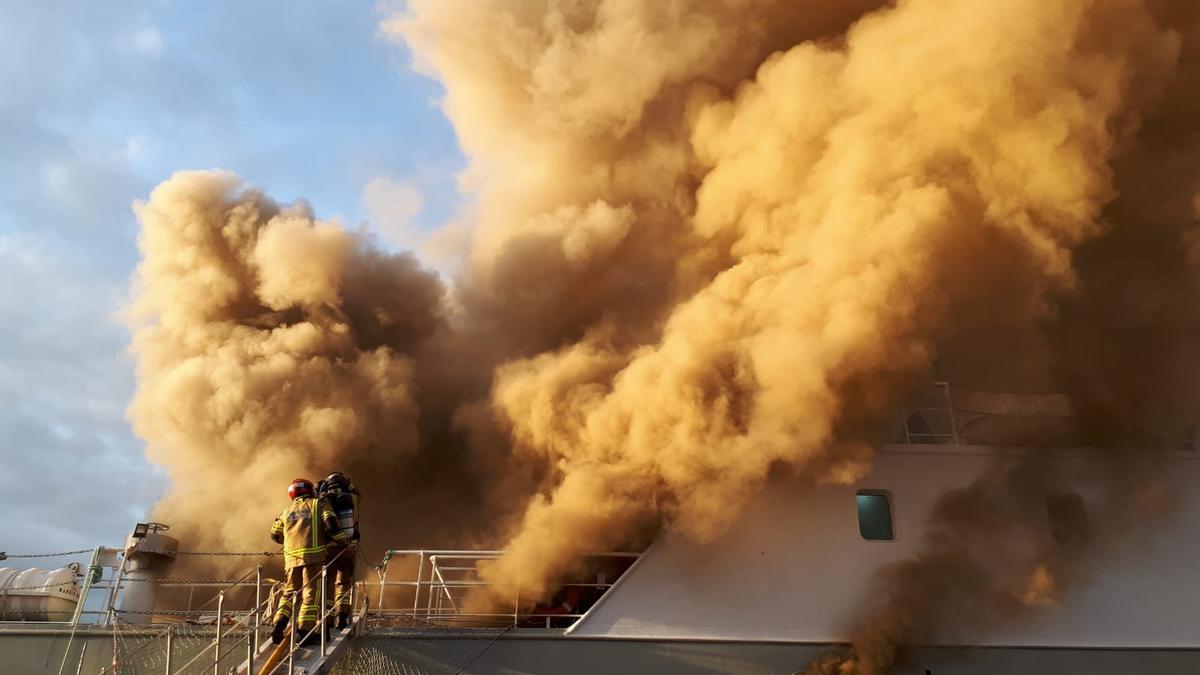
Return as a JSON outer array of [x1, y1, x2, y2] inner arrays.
[[3, 383, 1199, 674]]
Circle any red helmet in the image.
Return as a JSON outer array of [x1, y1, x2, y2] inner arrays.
[[288, 478, 314, 499]]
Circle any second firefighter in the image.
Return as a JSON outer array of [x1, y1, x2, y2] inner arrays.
[[318, 471, 360, 630], [269, 478, 348, 644]]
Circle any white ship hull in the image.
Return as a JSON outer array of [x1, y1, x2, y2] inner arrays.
[[6, 389, 1199, 674]]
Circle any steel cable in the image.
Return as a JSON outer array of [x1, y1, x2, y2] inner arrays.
[[0, 548, 92, 560]]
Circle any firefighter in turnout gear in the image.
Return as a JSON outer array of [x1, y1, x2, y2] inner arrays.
[[317, 472, 359, 630], [269, 478, 348, 644]]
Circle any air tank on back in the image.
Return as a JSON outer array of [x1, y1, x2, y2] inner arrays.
[[0, 564, 81, 621]]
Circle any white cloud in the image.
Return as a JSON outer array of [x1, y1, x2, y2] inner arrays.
[[0, 234, 165, 556], [132, 25, 163, 56], [123, 135, 146, 162], [0, 0, 465, 556], [362, 175, 424, 250], [41, 161, 69, 197]]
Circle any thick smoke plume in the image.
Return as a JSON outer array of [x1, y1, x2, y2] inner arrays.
[[390, 0, 1183, 604], [128, 171, 443, 550], [802, 2, 1200, 669], [128, 0, 1200, 667]]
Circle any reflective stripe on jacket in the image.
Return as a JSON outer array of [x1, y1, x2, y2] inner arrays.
[[270, 496, 347, 569]]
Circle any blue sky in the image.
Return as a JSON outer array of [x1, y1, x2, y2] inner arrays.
[[0, 1, 464, 556]]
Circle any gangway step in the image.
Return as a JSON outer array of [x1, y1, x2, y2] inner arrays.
[[235, 610, 363, 675]]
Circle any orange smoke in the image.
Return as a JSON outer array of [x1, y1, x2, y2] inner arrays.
[[389, 0, 1181, 603], [128, 171, 442, 549], [127, 4, 1200, 669]]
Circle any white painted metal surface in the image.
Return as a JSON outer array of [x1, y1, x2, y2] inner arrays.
[[568, 445, 1200, 648], [0, 566, 80, 620], [118, 523, 178, 624]]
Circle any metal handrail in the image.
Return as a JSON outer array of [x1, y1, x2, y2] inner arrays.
[[263, 545, 353, 675], [897, 381, 959, 445], [125, 573, 268, 671], [1, 546, 638, 675], [895, 381, 1200, 450], [429, 556, 459, 615], [374, 550, 640, 627]]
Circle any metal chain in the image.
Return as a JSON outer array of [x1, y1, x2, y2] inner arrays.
[[108, 621, 164, 674], [102, 563, 280, 675], [117, 576, 248, 584], [108, 587, 277, 674], [137, 549, 280, 557], [0, 579, 78, 592], [3, 547, 278, 560], [113, 607, 240, 618], [0, 548, 92, 560], [1, 575, 255, 591]]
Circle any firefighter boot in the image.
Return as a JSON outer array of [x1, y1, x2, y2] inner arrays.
[[271, 618, 288, 645], [336, 612, 349, 630]]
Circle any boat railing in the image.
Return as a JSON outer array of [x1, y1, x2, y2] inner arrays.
[[897, 381, 1198, 450], [369, 549, 641, 629], [0, 546, 367, 674], [1, 543, 640, 674]]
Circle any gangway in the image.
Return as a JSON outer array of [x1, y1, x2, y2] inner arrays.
[[236, 606, 366, 675]]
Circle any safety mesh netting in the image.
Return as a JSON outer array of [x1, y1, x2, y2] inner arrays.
[[330, 629, 513, 675], [102, 623, 266, 674]]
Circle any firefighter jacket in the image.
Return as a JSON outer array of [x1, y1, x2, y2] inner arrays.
[[270, 496, 348, 569]]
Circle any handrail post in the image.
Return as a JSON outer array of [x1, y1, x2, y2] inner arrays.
[[288, 601, 296, 675], [71, 547, 102, 626], [426, 556, 436, 618], [377, 554, 389, 615], [320, 565, 327, 657], [214, 590, 224, 675], [359, 595, 369, 637], [412, 551, 424, 619], [944, 381, 960, 445], [105, 558, 127, 626], [164, 624, 172, 675], [253, 564, 262, 659]]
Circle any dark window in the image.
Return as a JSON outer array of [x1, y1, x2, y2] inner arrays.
[[1046, 493, 1089, 544], [856, 490, 895, 541]]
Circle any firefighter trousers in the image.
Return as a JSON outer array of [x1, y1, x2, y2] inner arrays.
[[273, 562, 323, 630], [327, 545, 355, 617]]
